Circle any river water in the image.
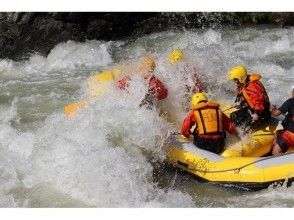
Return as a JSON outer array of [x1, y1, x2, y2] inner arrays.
[[0, 26, 294, 207]]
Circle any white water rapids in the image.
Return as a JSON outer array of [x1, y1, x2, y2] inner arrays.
[[0, 26, 294, 207]]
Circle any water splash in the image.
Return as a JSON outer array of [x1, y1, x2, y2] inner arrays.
[[0, 26, 294, 207]]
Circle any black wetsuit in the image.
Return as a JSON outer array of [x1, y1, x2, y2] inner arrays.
[[279, 98, 294, 132]]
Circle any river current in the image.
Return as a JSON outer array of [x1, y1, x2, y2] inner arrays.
[[0, 26, 294, 207]]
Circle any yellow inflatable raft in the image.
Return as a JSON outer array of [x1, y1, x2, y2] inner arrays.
[[164, 103, 293, 190], [64, 66, 122, 118], [219, 103, 282, 158], [164, 101, 294, 190], [164, 133, 294, 190]]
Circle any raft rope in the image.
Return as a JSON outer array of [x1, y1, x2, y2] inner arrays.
[[176, 152, 294, 174]]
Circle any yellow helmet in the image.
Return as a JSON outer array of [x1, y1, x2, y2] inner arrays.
[[191, 92, 208, 108], [168, 49, 184, 65], [228, 65, 247, 84], [138, 55, 156, 74]]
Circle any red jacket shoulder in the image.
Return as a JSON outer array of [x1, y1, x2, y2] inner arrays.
[[149, 76, 168, 100]]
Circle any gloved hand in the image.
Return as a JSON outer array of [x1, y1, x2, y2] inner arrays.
[[270, 104, 277, 112], [252, 113, 259, 121]]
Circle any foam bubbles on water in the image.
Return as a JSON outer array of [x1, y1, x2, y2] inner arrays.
[[223, 185, 294, 207], [0, 40, 115, 78], [45, 40, 114, 71], [0, 77, 193, 207]]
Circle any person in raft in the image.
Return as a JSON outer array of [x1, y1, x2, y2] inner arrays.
[[117, 55, 168, 108], [167, 49, 203, 94], [270, 86, 294, 156], [181, 92, 236, 154], [228, 65, 271, 129]]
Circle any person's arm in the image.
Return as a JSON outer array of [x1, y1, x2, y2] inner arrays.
[[222, 112, 236, 135], [181, 111, 196, 138], [271, 99, 290, 116], [270, 106, 283, 116]]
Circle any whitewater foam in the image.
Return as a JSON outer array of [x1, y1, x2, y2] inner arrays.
[[1, 26, 294, 207]]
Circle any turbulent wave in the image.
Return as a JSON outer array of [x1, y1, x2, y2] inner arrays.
[[0, 26, 294, 207]]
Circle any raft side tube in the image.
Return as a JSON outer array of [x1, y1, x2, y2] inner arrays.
[[164, 134, 294, 188]]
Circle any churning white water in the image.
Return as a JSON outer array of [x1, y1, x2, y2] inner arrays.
[[0, 26, 294, 207]]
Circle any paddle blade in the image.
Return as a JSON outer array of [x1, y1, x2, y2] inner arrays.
[[64, 100, 88, 118]]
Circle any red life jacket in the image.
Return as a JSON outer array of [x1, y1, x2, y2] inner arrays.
[[241, 74, 270, 113], [117, 75, 168, 100], [148, 76, 168, 100]]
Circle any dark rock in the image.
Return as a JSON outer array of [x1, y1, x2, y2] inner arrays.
[[0, 12, 293, 61], [86, 18, 108, 39], [133, 17, 164, 37], [269, 12, 294, 27]]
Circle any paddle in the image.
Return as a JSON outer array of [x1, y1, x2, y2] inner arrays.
[[64, 100, 89, 118], [223, 105, 237, 112]]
